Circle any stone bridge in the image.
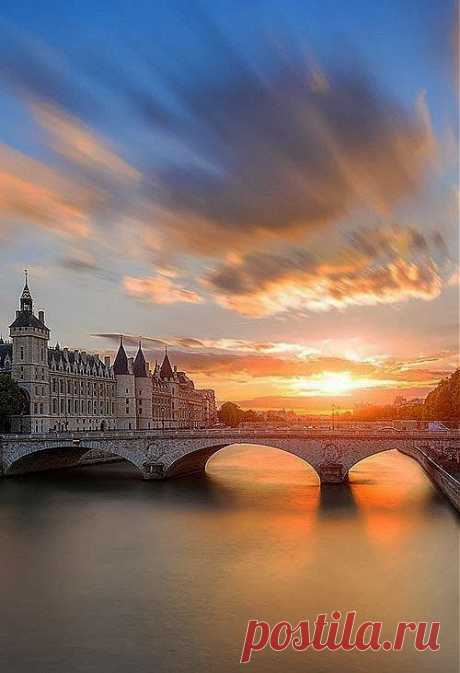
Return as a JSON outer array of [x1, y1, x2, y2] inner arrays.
[[1, 430, 459, 488]]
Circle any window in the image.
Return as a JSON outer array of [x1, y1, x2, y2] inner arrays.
[[39, 403, 43, 415], [53, 399, 57, 414], [34, 403, 37, 414], [60, 399, 64, 413], [20, 347, 24, 360]]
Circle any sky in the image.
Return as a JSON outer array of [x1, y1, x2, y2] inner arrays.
[[0, 0, 458, 412]]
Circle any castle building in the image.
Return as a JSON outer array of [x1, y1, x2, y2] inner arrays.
[[112, 340, 217, 430], [0, 276, 216, 434]]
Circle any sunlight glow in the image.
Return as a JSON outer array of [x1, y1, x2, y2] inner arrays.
[[292, 371, 395, 396]]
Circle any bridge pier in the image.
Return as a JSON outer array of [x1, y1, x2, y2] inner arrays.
[[316, 463, 348, 484]]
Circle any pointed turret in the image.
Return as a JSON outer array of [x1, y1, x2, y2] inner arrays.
[[10, 271, 49, 332], [20, 270, 33, 313], [159, 347, 174, 380], [113, 336, 129, 375], [133, 340, 148, 377]]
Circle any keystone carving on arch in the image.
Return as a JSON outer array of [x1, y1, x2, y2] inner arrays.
[[147, 441, 167, 461]]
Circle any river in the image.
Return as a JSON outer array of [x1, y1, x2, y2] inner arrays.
[[0, 446, 458, 673]]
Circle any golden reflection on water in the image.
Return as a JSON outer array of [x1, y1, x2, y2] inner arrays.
[[0, 443, 457, 673]]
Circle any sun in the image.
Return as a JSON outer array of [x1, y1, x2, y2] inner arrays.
[[292, 371, 363, 396], [314, 372, 356, 395]]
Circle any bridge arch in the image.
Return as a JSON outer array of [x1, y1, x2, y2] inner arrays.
[[4, 443, 147, 477], [342, 443, 418, 481], [163, 442, 321, 483]]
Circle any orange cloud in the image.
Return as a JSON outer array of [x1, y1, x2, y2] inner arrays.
[[33, 103, 139, 181], [123, 274, 203, 305], [0, 145, 93, 238], [207, 257, 443, 317]]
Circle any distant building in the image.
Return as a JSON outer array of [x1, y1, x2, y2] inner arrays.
[[0, 276, 216, 433]]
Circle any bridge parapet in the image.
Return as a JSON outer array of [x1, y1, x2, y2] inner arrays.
[[1, 431, 459, 492]]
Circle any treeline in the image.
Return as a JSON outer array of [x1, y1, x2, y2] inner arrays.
[[423, 369, 459, 422], [346, 369, 460, 423], [0, 373, 29, 433], [217, 402, 257, 428], [217, 370, 460, 427]]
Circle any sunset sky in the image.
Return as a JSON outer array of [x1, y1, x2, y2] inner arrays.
[[0, 1, 458, 412]]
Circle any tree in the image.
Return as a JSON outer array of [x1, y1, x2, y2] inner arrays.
[[0, 374, 29, 433], [242, 409, 259, 423], [423, 370, 460, 423], [218, 402, 244, 428]]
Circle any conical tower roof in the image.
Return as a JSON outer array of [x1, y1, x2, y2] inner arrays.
[[159, 348, 174, 380], [113, 336, 129, 375], [133, 341, 148, 377]]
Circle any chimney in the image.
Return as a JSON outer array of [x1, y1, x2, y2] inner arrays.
[[16, 310, 20, 318], [95, 353, 99, 361], [38, 310, 45, 323], [128, 356, 134, 373], [105, 356, 111, 366], [174, 365, 177, 372]]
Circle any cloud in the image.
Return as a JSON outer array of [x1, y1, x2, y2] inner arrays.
[[123, 274, 203, 305], [205, 243, 444, 316], [33, 103, 139, 182], [93, 333, 167, 348], [133, 44, 435, 256], [0, 18, 449, 325], [0, 144, 93, 238]]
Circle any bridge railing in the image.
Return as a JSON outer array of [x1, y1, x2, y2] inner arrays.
[[1, 428, 460, 442]]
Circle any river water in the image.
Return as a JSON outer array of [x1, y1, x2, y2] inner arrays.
[[0, 446, 458, 673]]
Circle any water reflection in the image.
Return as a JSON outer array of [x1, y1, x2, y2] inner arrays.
[[0, 445, 457, 673]]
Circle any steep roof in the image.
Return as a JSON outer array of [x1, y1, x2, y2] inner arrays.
[[47, 346, 110, 375], [133, 343, 148, 377], [9, 275, 47, 330], [159, 350, 174, 380], [9, 312, 47, 330], [113, 337, 129, 375]]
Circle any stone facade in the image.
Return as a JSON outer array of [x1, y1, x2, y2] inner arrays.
[[0, 276, 216, 433], [1, 278, 115, 434], [113, 340, 217, 430]]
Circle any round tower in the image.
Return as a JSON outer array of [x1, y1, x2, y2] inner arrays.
[[113, 336, 136, 430], [9, 272, 50, 433], [133, 341, 153, 430]]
